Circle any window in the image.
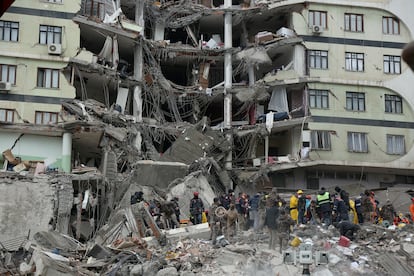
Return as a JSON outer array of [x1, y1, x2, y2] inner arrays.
[[383, 55, 401, 74], [309, 89, 329, 109], [387, 134, 405, 155], [345, 52, 364, 72], [0, 20, 19, 42], [311, 130, 331, 150], [0, 64, 16, 84], [35, 111, 58, 125], [309, 10, 327, 28], [346, 92, 365, 111], [348, 132, 368, 153], [83, 0, 106, 21], [383, 17, 400, 35], [0, 108, 14, 123], [308, 50, 328, 69], [39, 25, 62, 45], [344, 13, 364, 32], [385, 94, 402, 113], [37, 68, 59, 88]]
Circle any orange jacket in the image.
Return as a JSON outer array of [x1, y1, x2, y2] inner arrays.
[[410, 203, 414, 222]]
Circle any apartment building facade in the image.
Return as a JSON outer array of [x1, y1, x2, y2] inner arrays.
[[0, 0, 80, 171], [265, 0, 414, 190]]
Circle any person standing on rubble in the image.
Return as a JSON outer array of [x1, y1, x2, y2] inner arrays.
[[361, 190, 373, 223], [289, 190, 302, 223], [297, 191, 307, 224], [333, 194, 349, 222], [190, 191, 204, 225], [225, 203, 238, 241], [264, 199, 280, 250], [209, 197, 221, 245], [335, 186, 350, 211], [278, 209, 296, 254], [354, 194, 364, 224], [238, 193, 249, 231], [410, 198, 414, 222], [171, 196, 181, 226], [379, 199, 396, 224], [317, 187, 332, 227], [249, 192, 261, 231]]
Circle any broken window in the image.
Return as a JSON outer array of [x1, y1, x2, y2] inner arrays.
[[384, 94, 402, 113], [309, 89, 329, 109], [311, 130, 331, 150], [383, 55, 401, 74], [346, 92, 365, 111], [0, 64, 16, 84], [0, 108, 14, 123], [344, 13, 364, 32], [0, 20, 19, 42], [39, 25, 62, 45], [37, 68, 60, 88], [345, 52, 364, 72], [308, 10, 327, 28], [347, 132, 368, 153], [386, 134, 405, 155], [382, 16, 400, 35], [308, 50, 328, 69], [35, 111, 58, 124]]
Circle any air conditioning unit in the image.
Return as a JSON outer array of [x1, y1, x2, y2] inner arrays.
[[48, 43, 62, 55], [312, 25, 323, 34], [0, 82, 11, 91]]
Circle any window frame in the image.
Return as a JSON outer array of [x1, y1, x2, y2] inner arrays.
[[344, 13, 364, 32], [83, 0, 106, 21], [382, 16, 400, 35], [308, 50, 328, 69], [345, 52, 364, 72], [39, 25, 62, 45], [383, 55, 401, 74], [386, 134, 405, 155], [346, 92, 365, 111], [308, 10, 327, 28], [35, 111, 58, 125], [311, 130, 331, 150], [309, 89, 329, 109], [0, 20, 19, 42], [37, 68, 60, 89], [385, 94, 403, 114], [0, 108, 14, 123], [347, 132, 368, 153], [0, 64, 16, 85]]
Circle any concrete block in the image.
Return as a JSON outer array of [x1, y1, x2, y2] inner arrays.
[[165, 223, 210, 240]]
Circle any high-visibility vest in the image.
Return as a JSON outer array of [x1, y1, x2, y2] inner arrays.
[[317, 192, 330, 206]]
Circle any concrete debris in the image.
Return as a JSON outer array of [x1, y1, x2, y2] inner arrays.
[[1, 0, 414, 275]]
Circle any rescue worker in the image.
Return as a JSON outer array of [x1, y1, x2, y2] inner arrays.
[[297, 192, 307, 224], [190, 191, 204, 225], [333, 194, 349, 222], [335, 186, 350, 211], [290, 190, 302, 223], [278, 209, 295, 253], [317, 187, 332, 227], [354, 194, 364, 224], [171, 196, 180, 225], [379, 200, 396, 223], [333, 221, 361, 241], [361, 190, 373, 223], [209, 197, 221, 245], [249, 193, 260, 231], [156, 200, 179, 229], [225, 203, 238, 241], [410, 198, 414, 222], [264, 199, 279, 250]]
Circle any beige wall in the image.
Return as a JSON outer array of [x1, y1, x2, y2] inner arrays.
[[0, 0, 80, 123]]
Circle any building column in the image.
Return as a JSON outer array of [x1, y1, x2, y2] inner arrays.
[[62, 132, 72, 173], [224, 0, 233, 189]]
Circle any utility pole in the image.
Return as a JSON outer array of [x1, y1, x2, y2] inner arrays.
[[224, 0, 233, 189], [133, 0, 144, 153]]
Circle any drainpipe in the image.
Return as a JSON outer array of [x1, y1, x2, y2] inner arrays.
[[224, 0, 233, 189], [62, 132, 72, 173], [133, 0, 144, 153]]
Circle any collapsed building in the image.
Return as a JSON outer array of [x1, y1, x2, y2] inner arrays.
[[1, 0, 414, 274]]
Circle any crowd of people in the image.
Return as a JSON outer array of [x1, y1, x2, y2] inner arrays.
[[130, 187, 414, 251]]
